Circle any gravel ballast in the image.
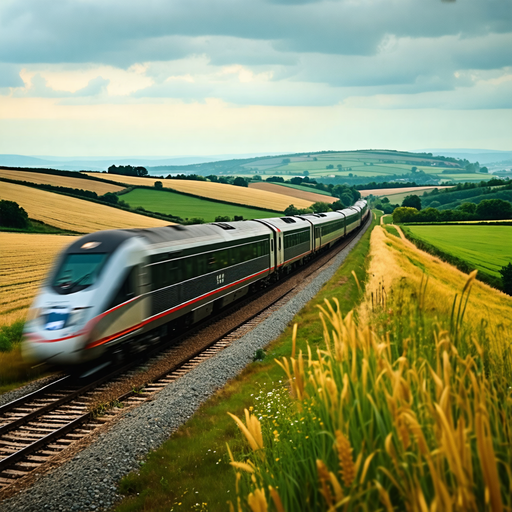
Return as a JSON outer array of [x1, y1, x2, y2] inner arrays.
[[2, 221, 370, 512]]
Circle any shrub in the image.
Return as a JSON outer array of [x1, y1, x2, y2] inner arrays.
[[0, 200, 29, 228], [0, 320, 25, 352]]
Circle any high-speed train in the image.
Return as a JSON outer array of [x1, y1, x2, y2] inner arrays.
[[22, 200, 369, 366]]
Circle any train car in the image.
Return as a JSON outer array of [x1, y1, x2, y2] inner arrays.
[[254, 216, 313, 273], [22, 200, 368, 367], [23, 221, 273, 366]]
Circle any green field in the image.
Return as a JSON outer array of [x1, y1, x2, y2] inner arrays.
[[405, 225, 512, 276], [121, 188, 277, 222]]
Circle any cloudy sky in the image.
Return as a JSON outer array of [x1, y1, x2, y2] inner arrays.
[[0, 0, 511, 157]]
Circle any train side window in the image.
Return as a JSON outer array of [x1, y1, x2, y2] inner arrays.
[[107, 267, 137, 310]]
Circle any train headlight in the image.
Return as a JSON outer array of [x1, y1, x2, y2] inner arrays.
[[66, 307, 91, 328]]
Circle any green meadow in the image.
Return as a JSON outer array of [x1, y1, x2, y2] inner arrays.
[[405, 225, 512, 276], [121, 188, 277, 222]]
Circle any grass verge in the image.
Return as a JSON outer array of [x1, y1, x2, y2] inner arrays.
[[112, 213, 380, 512], [401, 225, 503, 290], [0, 320, 49, 395]]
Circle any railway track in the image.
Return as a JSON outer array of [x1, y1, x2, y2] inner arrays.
[[0, 216, 369, 493]]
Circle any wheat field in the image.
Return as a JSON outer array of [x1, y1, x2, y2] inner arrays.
[[0, 169, 124, 195], [84, 173, 313, 211], [0, 182, 170, 233], [0, 233, 76, 324], [361, 225, 512, 331]]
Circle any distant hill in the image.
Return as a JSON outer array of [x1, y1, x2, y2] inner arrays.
[[418, 149, 512, 164], [0, 153, 284, 173]]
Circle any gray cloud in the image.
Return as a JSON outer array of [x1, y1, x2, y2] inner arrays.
[[0, 0, 510, 66], [0, 0, 510, 110]]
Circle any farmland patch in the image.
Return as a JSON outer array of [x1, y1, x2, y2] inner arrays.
[[0, 182, 169, 233], [121, 188, 276, 222], [248, 182, 337, 203], [0, 169, 124, 195], [404, 225, 512, 277], [84, 174, 312, 211]]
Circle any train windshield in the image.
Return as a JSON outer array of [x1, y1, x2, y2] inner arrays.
[[52, 253, 108, 294]]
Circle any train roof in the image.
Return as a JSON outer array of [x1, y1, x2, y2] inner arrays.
[[253, 215, 312, 233]]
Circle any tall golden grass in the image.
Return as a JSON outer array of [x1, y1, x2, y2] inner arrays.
[[0, 233, 76, 323], [0, 181, 169, 233], [228, 225, 512, 511], [0, 169, 124, 195], [84, 173, 313, 211]]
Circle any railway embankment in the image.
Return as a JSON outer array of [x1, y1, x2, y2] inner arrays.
[[0, 214, 375, 512]]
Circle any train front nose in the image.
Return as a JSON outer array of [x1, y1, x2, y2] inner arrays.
[[22, 305, 93, 365]]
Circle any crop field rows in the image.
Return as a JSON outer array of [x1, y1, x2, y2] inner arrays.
[[0, 182, 169, 233], [0, 233, 76, 323], [248, 182, 337, 203], [84, 174, 313, 211], [0, 169, 124, 195]]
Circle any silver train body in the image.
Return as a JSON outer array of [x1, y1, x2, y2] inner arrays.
[[22, 200, 369, 366]]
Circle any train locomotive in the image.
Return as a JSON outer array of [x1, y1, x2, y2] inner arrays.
[[22, 200, 369, 367]]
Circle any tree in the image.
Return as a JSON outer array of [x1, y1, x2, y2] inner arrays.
[[475, 199, 512, 220], [101, 192, 119, 204], [251, 175, 262, 182], [480, 166, 489, 173], [326, 164, 334, 170], [500, 263, 512, 295], [233, 177, 249, 187], [393, 207, 418, 223], [304, 170, 310, 176], [0, 200, 29, 228], [330, 200, 346, 210], [341, 193, 353, 206], [215, 215, 231, 222], [311, 202, 331, 213], [458, 202, 476, 214], [154, 181, 163, 189], [282, 158, 291, 164], [290, 177, 303, 185], [206, 175, 219, 182], [402, 194, 422, 211], [284, 204, 300, 216]]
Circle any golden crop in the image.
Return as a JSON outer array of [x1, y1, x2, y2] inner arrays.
[[0, 169, 124, 195], [83, 173, 313, 211], [249, 182, 337, 204], [361, 225, 512, 332], [0, 181, 169, 233], [0, 233, 76, 323]]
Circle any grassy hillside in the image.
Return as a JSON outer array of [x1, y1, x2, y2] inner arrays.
[[121, 188, 277, 222], [143, 149, 490, 185], [421, 181, 512, 209], [404, 225, 511, 277]]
